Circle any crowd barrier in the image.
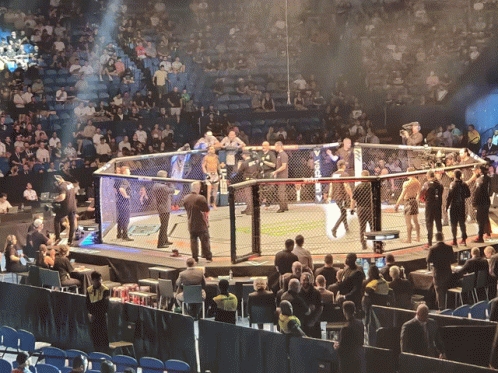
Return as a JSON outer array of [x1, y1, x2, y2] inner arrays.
[[0, 282, 196, 372]]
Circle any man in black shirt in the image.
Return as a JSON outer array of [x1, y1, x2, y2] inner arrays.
[[152, 170, 175, 248], [446, 169, 471, 246], [471, 165, 491, 243], [27, 219, 53, 258], [281, 278, 310, 326], [274, 238, 299, 275], [86, 271, 110, 353], [53, 175, 77, 245], [427, 232, 454, 310], [299, 272, 322, 338], [167, 87, 182, 123], [351, 170, 373, 251], [182, 181, 212, 262], [380, 254, 396, 282], [259, 141, 276, 207], [420, 170, 444, 247], [116, 167, 133, 241], [273, 141, 289, 213], [329, 160, 352, 237], [237, 150, 259, 214], [314, 254, 337, 287]]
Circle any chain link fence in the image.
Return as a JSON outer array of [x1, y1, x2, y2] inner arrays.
[[94, 143, 485, 261]]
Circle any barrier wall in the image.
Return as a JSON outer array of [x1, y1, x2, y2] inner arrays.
[[0, 282, 197, 372]]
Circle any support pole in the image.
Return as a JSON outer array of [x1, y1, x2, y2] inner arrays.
[[252, 183, 261, 256], [229, 186, 237, 264], [93, 175, 102, 244], [371, 178, 383, 253]]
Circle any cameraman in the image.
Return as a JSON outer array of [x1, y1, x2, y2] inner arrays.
[[401, 122, 424, 169], [53, 175, 77, 245]]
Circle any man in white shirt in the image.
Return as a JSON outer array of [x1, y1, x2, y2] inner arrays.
[[55, 87, 67, 102], [0, 193, 13, 213], [96, 138, 111, 159], [293, 74, 307, 91], [64, 143, 77, 158], [93, 128, 103, 145], [49, 132, 61, 148], [69, 61, 81, 75], [13, 89, 25, 109], [23, 182, 38, 202], [0, 140, 6, 157], [135, 124, 147, 144], [21, 87, 33, 105], [36, 142, 50, 163], [80, 60, 94, 75], [53, 37, 65, 52], [74, 102, 87, 118], [118, 136, 131, 152], [220, 130, 245, 174]]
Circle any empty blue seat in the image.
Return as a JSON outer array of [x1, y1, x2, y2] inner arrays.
[[452, 304, 470, 318], [469, 301, 488, 320], [439, 309, 453, 315], [112, 355, 138, 373], [42, 347, 66, 369], [163, 360, 189, 373], [139, 357, 164, 373], [88, 352, 111, 372], [0, 326, 18, 355], [36, 363, 60, 373], [0, 358, 12, 373]]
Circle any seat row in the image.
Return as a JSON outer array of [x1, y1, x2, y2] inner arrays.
[[439, 300, 491, 320]]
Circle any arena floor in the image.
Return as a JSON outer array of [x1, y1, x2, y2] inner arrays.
[[101, 202, 480, 257]]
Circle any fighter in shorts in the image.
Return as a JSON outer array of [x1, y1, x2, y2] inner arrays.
[[202, 145, 225, 209], [395, 167, 422, 243]]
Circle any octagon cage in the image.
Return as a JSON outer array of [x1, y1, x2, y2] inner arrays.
[[93, 143, 485, 264]]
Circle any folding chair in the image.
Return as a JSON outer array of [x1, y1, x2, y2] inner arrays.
[[446, 273, 476, 307], [36, 363, 60, 373], [41, 347, 66, 369], [469, 300, 488, 320], [474, 270, 489, 301], [181, 285, 205, 319], [241, 284, 254, 318], [39, 269, 78, 293], [88, 352, 111, 373], [109, 322, 136, 358], [0, 358, 12, 373], [452, 304, 470, 318], [18, 329, 51, 362], [0, 326, 18, 356], [157, 279, 174, 310], [248, 305, 275, 331]]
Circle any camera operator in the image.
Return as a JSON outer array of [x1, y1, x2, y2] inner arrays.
[[53, 175, 77, 245], [401, 122, 424, 169]]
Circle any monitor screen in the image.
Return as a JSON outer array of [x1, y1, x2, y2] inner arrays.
[[459, 250, 471, 262], [375, 257, 386, 268]]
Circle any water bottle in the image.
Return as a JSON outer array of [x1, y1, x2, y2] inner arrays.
[[20, 203, 24, 211], [400, 266, 405, 279], [229, 269, 233, 281]]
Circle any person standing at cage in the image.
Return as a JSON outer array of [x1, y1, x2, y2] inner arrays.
[[202, 145, 224, 210], [395, 167, 422, 244], [350, 170, 373, 251], [419, 170, 444, 248], [259, 141, 276, 207], [53, 175, 77, 245], [182, 181, 212, 262], [153, 170, 175, 248], [439, 154, 456, 226], [329, 159, 353, 238], [116, 166, 133, 241], [272, 141, 289, 213], [446, 169, 471, 246], [460, 148, 477, 222], [469, 165, 491, 243], [237, 149, 259, 215]]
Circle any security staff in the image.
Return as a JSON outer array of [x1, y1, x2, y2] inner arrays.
[[420, 170, 444, 247], [86, 271, 110, 353], [350, 170, 373, 251], [152, 170, 175, 248], [438, 154, 456, 225], [273, 141, 289, 213], [116, 166, 133, 241], [213, 279, 238, 324], [237, 150, 259, 214], [446, 169, 471, 246], [53, 175, 77, 245], [259, 141, 276, 207], [329, 160, 352, 238], [471, 165, 491, 243]]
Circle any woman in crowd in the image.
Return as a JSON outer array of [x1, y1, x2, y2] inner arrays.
[[3, 235, 27, 273], [36, 244, 55, 269], [53, 245, 83, 289]]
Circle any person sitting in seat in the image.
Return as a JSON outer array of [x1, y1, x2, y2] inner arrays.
[[362, 265, 390, 309], [388, 266, 412, 309], [4, 235, 27, 273], [213, 279, 238, 324], [175, 257, 206, 317], [35, 244, 55, 268], [69, 355, 88, 373], [248, 278, 276, 329], [53, 245, 83, 290], [277, 300, 306, 337], [12, 352, 31, 373]]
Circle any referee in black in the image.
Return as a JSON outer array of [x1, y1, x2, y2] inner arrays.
[[237, 149, 259, 214], [152, 170, 175, 248], [420, 170, 444, 247], [471, 165, 491, 243], [259, 141, 276, 207], [350, 170, 373, 251], [329, 160, 352, 237], [446, 169, 471, 246]]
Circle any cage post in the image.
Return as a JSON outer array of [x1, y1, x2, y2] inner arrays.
[[252, 183, 261, 256], [93, 175, 102, 244], [229, 185, 237, 264], [371, 178, 382, 253]]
